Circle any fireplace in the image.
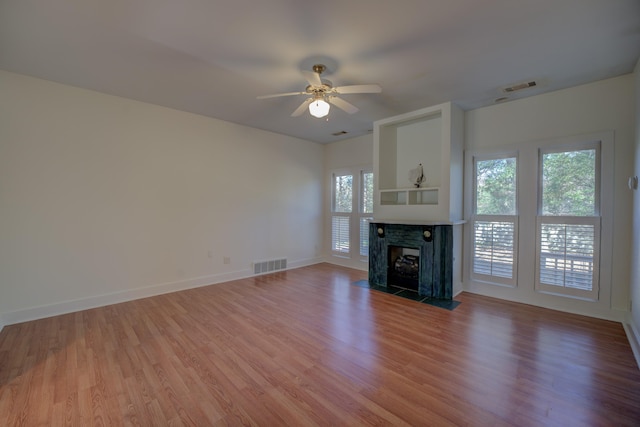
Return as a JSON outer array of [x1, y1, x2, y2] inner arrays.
[[369, 222, 454, 300], [388, 246, 420, 291]]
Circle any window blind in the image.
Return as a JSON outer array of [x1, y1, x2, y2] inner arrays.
[[331, 216, 350, 253], [473, 220, 515, 279], [539, 223, 595, 291]]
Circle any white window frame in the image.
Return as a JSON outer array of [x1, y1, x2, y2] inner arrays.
[[464, 131, 613, 306], [535, 141, 601, 300], [470, 153, 519, 288], [330, 166, 373, 261], [331, 171, 353, 256], [359, 169, 374, 259]]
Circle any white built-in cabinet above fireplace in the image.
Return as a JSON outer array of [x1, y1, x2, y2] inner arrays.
[[373, 101, 464, 222]]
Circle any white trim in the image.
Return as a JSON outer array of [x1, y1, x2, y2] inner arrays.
[[325, 255, 368, 272], [0, 257, 324, 326], [462, 288, 627, 322]]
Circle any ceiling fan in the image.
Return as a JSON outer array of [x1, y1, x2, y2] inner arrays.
[[257, 64, 382, 118]]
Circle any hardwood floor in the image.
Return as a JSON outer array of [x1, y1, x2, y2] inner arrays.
[[1, 263, 639, 426]]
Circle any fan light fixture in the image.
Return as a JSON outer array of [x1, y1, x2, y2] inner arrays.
[[256, 63, 381, 118], [309, 99, 330, 118]]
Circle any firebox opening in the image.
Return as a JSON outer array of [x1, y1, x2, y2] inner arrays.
[[388, 246, 420, 292]]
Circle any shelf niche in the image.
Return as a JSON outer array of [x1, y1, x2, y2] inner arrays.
[[379, 188, 439, 206], [373, 102, 464, 222]]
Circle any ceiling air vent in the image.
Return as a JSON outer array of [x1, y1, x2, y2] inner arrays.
[[332, 131, 348, 136], [501, 81, 537, 93]]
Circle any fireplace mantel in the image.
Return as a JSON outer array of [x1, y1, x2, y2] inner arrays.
[[372, 219, 466, 226], [368, 222, 458, 300]]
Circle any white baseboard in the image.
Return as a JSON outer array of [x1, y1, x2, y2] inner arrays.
[[462, 286, 627, 323], [623, 316, 640, 370], [323, 255, 368, 272], [1, 258, 324, 327], [284, 256, 325, 270]]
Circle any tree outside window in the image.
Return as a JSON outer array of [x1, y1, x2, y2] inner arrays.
[[476, 158, 517, 215], [541, 149, 596, 216], [334, 175, 353, 213]]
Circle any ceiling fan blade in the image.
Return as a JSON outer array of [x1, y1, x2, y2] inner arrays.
[[333, 84, 382, 94], [329, 96, 359, 114], [257, 91, 306, 99], [302, 70, 323, 87], [291, 98, 312, 117]]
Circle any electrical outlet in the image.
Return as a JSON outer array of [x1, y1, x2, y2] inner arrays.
[[223, 256, 231, 265]]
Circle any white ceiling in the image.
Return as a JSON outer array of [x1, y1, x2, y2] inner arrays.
[[1, 1, 639, 143]]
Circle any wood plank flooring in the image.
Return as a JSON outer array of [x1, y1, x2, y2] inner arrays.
[[1, 263, 639, 426]]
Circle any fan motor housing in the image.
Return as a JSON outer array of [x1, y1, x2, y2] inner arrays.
[[305, 81, 332, 94]]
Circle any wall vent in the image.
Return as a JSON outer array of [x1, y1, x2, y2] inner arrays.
[[501, 80, 537, 93], [253, 258, 287, 275]]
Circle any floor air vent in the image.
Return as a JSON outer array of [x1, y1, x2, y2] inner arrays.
[[253, 258, 287, 275]]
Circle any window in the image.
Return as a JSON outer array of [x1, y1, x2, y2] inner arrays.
[[471, 155, 518, 286], [331, 168, 373, 260], [360, 171, 374, 257], [466, 132, 612, 304], [536, 144, 600, 300], [331, 173, 352, 254]]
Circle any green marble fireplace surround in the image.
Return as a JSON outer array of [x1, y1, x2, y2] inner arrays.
[[368, 222, 454, 300]]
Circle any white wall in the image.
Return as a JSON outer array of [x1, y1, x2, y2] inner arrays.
[[628, 59, 640, 363], [323, 133, 373, 270], [0, 70, 324, 325], [464, 74, 635, 321], [324, 133, 374, 170]]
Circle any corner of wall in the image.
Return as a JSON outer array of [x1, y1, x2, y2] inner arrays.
[[0, 313, 5, 335], [629, 56, 640, 370], [624, 315, 640, 370]]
